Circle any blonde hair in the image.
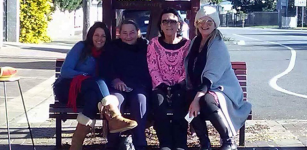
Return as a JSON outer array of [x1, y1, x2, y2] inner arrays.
[[207, 29, 223, 44]]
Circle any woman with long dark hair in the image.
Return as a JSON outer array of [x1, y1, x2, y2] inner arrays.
[[53, 22, 137, 150]]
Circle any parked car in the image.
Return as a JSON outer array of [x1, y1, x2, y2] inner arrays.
[[116, 10, 150, 37], [116, 9, 189, 39]]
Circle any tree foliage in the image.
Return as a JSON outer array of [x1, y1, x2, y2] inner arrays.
[[53, 0, 83, 12], [20, 0, 54, 43], [201, 0, 223, 5], [232, 0, 277, 12]]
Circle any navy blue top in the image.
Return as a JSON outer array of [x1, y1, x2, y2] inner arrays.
[[107, 38, 152, 90]]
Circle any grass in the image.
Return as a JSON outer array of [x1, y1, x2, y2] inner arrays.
[[223, 36, 234, 41], [249, 25, 279, 29], [291, 27, 307, 30], [249, 25, 307, 30]]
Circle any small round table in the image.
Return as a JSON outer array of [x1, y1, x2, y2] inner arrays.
[[0, 76, 36, 150]]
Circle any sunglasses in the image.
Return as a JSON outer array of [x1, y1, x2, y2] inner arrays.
[[197, 19, 214, 26], [161, 19, 179, 25]]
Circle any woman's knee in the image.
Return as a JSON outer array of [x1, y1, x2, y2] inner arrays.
[[152, 90, 166, 106], [113, 92, 125, 107], [85, 78, 110, 97], [200, 93, 219, 114]]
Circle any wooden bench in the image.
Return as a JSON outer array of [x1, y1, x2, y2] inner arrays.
[[49, 58, 252, 148]]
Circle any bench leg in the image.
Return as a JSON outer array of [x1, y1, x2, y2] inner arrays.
[[239, 124, 245, 146], [56, 116, 62, 148]]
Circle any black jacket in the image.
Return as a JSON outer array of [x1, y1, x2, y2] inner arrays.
[[107, 38, 152, 90]]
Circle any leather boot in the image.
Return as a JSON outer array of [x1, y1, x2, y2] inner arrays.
[[98, 95, 138, 133], [208, 110, 237, 150], [191, 116, 211, 150], [70, 113, 95, 150]]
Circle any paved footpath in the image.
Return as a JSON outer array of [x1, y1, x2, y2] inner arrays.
[[0, 39, 306, 150]]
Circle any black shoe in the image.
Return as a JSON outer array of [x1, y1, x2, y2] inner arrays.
[[160, 147, 171, 150], [135, 146, 147, 150], [219, 138, 237, 150], [199, 147, 212, 150]]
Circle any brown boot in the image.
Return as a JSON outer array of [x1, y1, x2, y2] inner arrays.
[[98, 95, 138, 133], [70, 113, 95, 150]]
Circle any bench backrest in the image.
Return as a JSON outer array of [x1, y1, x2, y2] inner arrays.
[[55, 59, 248, 106]]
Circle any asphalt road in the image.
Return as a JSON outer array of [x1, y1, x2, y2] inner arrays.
[[220, 27, 307, 120]]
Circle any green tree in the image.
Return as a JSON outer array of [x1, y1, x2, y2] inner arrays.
[[53, 0, 82, 12], [262, 0, 277, 11], [20, 0, 54, 43], [201, 0, 223, 4], [232, 0, 277, 12]]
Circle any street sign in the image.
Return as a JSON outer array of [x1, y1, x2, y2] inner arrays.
[[295, 0, 306, 6]]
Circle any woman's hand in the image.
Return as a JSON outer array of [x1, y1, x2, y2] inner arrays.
[[189, 98, 200, 118], [112, 78, 127, 92], [189, 91, 206, 118]]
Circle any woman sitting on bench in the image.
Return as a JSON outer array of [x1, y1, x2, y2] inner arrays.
[[147, 8, 190, 150], [52, 22, 137, 150], [105, 20, 152, 150], [186, 6, 252, 150]]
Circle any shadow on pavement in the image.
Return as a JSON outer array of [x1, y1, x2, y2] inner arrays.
[[22, 47, 70, 54], [0, 144, 305, 150], [4, 43, 70, 54], [0, 128, 305, 150], [48, 40, 78, 45], [240, 33, 307, 37], [0, 61, 55, 70]]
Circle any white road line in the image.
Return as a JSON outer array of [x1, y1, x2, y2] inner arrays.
[[233, 34, 307, 99]]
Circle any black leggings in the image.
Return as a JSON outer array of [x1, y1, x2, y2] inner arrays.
[[189, 91, 220, 148], [151, 83, 189, 149], [187, 90, 220, 120]]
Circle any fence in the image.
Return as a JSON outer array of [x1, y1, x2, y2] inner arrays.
[[220, 11, 278, 27]]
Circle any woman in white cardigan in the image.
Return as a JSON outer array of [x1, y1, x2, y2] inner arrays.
[[185, 5, 252, 150]]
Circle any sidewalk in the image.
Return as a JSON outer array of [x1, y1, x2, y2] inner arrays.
[[0, 40, 306, 150]]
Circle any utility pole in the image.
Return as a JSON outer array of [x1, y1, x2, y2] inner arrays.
[[82, 0, 91, 40], [0, 0, 3, 47]]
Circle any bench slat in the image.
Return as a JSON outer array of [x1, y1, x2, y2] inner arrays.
[[56, 67, 61, 72], [237, 76, 246, 80], [234, 70, 246, 75], [239, 82, 246, 86]]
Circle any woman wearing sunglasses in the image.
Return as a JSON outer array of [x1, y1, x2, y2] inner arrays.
[[147, 8, 190, 150], [185, 6, 252, 150]]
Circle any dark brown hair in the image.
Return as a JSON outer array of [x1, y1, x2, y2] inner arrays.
[[119, 19, 141, 38], [79, 22, 111, 61], [157, 8, 184, 39]]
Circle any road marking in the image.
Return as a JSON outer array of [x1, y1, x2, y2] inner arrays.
[[233, 34, 307, 99]]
